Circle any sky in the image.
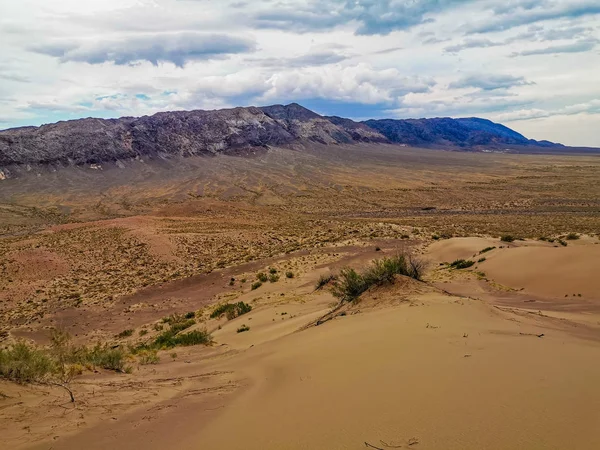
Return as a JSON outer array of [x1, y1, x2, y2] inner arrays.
[[0, 0, 599, 147]]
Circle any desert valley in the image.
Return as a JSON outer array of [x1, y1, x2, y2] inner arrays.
[[0, 103, 599, 449]]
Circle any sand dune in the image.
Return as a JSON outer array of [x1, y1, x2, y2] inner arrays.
[[3, 237, 600, 450], [42, 290, 600, 450]]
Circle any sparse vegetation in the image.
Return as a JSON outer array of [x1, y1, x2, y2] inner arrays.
[[268, 273, 280, 283], [137, 349, 160, 365], [251, 281, 262, 290], [450, 259, 475, 269], [210, 302, 252, 320], [256, 272, 268, 283], [116, 329, 134, 339], [478, 257, 486, 263], [0, 329, 129, 402], [500, 235, 515, 243], [315, 274, 336, 290], [566, 233, 580, 240], [332, 254, 425, 303], [479, 246, 496, 254], [236, 325, 250, 333]]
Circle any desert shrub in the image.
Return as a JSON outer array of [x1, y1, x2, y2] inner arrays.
[[251, 281, 262, 290], [558, 239, 568, 247], [143, 327, 211, 350], [268, 274, 280, 283], [0, 342, 56, 384], [479, 246, 496, 254], [333, 268, 368, 302], [169, 319, 196, 334], [137, 349, 159, 365], [450, 259, 475, 269], [173, 330, 212, 346], [333, 254, 424, 303], [116, 329, 134, 339], [285, 271, 294, 279], [69, 343, 127, 372], [566, 233, 580, 240], [211, 302, 252, 320], [478, 257, 487, 263], [315, 274, 336, 290], [184, 311, 196, 319], [236, 325, 250, 333], [139, 329, 148, 336], [256, 272, 268, 282], [500, 235, 515, 243], [269, 268, 278, 274]]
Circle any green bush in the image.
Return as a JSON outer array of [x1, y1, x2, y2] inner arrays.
[[285, 271, 294, 279], [450, 259, 475, 269], [268, 274, 280, 283], [0, 342, 56, 383], [116, 329, 134, 339], [211, 302, 252, 320], [236, 325, 250, 333], [173, 330, 212, 346], [269, 268, 278, 274], [140, 328, 212, 351], [256, 272, 268, 282], [137, 349, 159, 365], [251, 281, 262, 290], [333, 254, 425, 302], [477, 257, 486, 263]]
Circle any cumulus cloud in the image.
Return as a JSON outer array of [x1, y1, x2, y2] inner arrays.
[[30, 33, 256, 67], [449, 74, 534, 91]]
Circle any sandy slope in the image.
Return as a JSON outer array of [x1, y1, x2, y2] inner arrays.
[[4, 238, 600, 450], [40, 291, 600, 450]]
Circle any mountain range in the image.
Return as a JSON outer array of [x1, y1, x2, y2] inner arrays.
[[0, 102, 589, 172]]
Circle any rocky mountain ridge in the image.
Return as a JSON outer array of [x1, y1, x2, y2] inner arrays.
[[0, 103, 567, 170]]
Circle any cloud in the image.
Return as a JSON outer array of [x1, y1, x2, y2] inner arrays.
[[248, 51, 351, 68], [257, 64, 436, 105], [449, 74, 534, 91], [254, 0, 467, 35], [468, 1, 600, 34], [444, 38, 503, 53], [30, 32, 256, 67], [495, 98, 600, 121], [511, 38, 599, 56], [0, 73, 30, 83]]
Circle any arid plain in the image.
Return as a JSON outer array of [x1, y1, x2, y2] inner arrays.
[[1, 144, 600, 449]]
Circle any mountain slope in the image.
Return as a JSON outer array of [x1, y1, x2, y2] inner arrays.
[[363, 117, 563, 148], [0, 103, 569, 170]]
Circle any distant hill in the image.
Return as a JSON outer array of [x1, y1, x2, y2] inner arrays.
[[362, 117, 563, 148], [0, 102, 586, 172]]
